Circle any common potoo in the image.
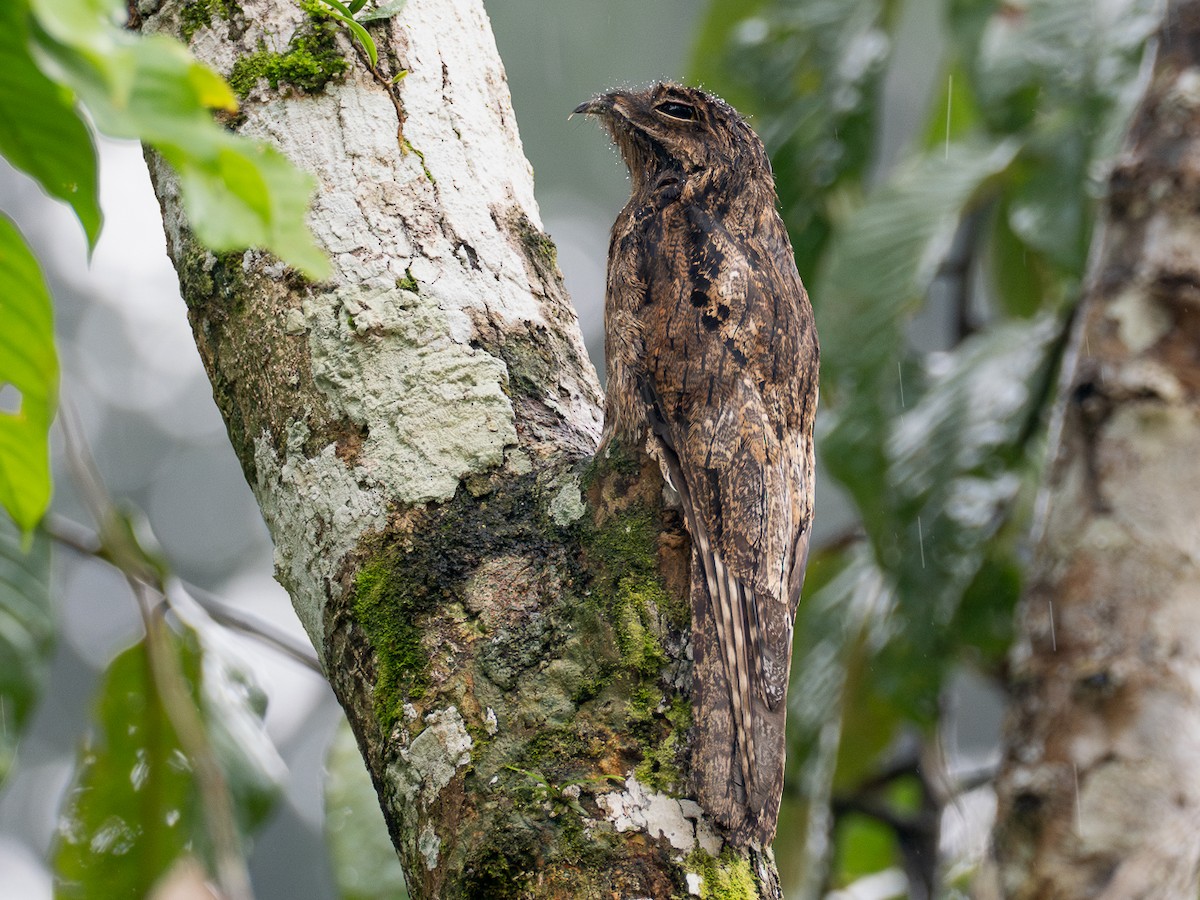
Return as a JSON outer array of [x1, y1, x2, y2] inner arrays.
[[576, 83, 819, 845]]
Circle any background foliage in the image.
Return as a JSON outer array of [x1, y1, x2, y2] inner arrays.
[[0, 0, 1164, 897], [694, 0, 1158, 894]]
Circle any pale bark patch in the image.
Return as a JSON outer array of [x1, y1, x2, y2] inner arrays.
[[595, 774, 724, 854], [253, 425, 387, 655], [305, 286, 517, 505]]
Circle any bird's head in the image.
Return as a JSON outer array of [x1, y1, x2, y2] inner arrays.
[[574, 83, 767, 192]]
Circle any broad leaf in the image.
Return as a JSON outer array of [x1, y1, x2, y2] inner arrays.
[[819, 140, 1019, 532], [877, 315, 1062, 715], [0, 0, 101, 248], [986, 197, 1055, 319], [0, 512, 53, 786], [54, 626, 284, 898], [325, 718, 408, 900], [357, 0, 409, 23], [29, 0, 330, 279], [0, 214, 58, 532]]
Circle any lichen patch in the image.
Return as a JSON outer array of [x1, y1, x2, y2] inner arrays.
[[306, 286, 518, 504], [253, 423, 386, 659], [548, 475, 586, 526], [595, 775, 720, 853], [396, 706, 474, 808]]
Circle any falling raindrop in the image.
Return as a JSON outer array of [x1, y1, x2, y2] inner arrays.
[[897, 361, 906, 408], [917, 516, 926, 569], [945, 74, 953, 160], [1048, 599, 1057, 651], [1072, 762, 1083, 833]]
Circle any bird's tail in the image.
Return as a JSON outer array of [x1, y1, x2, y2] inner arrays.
[[689, 551, 788, 847]]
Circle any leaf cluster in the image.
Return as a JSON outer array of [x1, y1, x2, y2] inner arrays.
[[0, 1, 413, 895], [695, 0, 1158, 891]]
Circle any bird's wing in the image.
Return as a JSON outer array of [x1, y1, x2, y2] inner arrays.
[[641, 199, 816, 802]]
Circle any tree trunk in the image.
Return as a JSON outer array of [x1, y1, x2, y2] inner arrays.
[[139, 0, 782, 895], [984, 2, 1200, 896]]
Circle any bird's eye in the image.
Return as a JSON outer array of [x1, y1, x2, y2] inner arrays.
[[656, 100, 697, 122]]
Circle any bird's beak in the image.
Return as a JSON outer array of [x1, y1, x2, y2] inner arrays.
[[571, 94, 616, 118]]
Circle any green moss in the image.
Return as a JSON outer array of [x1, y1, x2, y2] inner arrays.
[[352, 559, 431, 729], [579, 440, 641, 495], [635, 695, 690, 791], [228, 2, 348, 99], [522, 724, 590, 770], [180, 0, 238, 41], [685, 848, 758, 900], [512, 211, 558, 271], [458, 822, 540, 898], [492, 324, 559, 403], [577, 503, 667, 694], [395, 267, 419, 293], [576, 497, 694, 791], [588, 501, 688, 629], [177, 246, 249, 315], [352, 476, 554, 732]]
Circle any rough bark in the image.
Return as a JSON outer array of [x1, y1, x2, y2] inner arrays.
[[983, 3, 1200, 897], [138, 0, 783, 895]]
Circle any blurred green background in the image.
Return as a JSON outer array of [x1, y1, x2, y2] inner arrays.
[[0, 0, 1161, 897]]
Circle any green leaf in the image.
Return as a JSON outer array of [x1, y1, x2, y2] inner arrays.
[[27, 0, 124, 48], [920, 61, 981, 154], [357, 0, 408, 23], [320, 8, 378, 68], [986, 196, 1055, 318], [54, 627, 284, 898], [325, 718, 408, 900], [31, 3, 330, 279], [0, 1, 101, 248], [953, 550, 1022, 666], [0, 214, 58, 532], [54, 639, 200, 898], [0, 512, 53, 786], [1007, 118, 1092, 274], [818, 140, 1018, 532], [832, 814, 896, 885], [167, 140, 327, 279], [315, 0, 357, 17], [875, 315, 1062, 716]]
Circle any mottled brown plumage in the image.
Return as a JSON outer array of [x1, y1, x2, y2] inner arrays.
[[576, 83, 819, 845]]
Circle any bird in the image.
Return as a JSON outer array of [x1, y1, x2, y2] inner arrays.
[[575, 83, 819, 846]]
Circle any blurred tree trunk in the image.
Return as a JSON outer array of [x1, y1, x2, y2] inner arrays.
[[139, 0, 781, 896], [984, 2, 1200, 896]]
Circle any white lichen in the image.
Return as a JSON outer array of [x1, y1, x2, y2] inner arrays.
[[595, 775, 722, 854], [306, 286, 518, 505], [253, 423, 387, 659], [548, 475, 586, 526], [1107, 286, 1171, 354], [418, 822, 442, 871], [390, 706, 474, 811]]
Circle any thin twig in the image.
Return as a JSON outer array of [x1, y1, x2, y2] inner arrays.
[[176, 580, 321, 674], [44, 511, 321, 673], [134, 582, 255, 900]]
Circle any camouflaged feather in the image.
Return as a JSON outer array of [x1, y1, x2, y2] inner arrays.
[[579, 83, 820, 846]]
